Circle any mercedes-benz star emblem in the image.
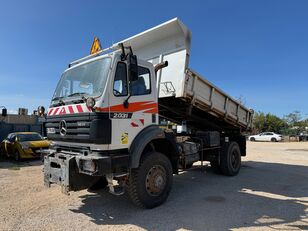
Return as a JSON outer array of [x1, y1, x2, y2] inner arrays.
[[59, 120, 67, 136]]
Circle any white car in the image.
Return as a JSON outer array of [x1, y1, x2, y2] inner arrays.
[[248, 132, 283, 142]]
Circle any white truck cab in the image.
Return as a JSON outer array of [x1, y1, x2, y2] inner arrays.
[[47, 51, 158, 150]]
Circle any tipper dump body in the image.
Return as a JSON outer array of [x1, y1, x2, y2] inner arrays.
[[119, 18, 253, 132], [159, 68, 253, 131]]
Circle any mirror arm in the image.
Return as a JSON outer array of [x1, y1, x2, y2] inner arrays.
[[123, 94, 132, 109], [119, 43, 126, 61]]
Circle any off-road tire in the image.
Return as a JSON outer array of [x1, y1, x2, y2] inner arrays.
[[220, 142, 241, 176], [127, 151, 173, 209]]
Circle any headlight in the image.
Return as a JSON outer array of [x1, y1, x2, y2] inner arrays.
[[86, 97, 96, 109], [80, 159, 96, 172]]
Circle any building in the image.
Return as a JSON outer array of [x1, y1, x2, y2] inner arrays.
[[0, 109, 44, 141]]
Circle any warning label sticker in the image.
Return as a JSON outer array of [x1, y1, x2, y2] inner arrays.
[[121, 133, 128, 144]]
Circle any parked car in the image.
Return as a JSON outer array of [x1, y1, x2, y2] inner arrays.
[[0, 132, 50, 161], [299, 133, 308, 141], [248, 132, 283, 142]]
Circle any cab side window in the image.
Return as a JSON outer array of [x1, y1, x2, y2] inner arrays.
[[131, 66, 151, 96], [113, 62, 128, 96]]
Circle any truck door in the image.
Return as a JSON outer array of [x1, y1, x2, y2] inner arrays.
[[109, 60, 157, 150]]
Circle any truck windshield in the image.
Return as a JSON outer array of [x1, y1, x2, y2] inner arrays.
[[52, 57, 111, 104]]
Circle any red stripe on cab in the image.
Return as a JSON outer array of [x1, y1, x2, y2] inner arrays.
[[76, 105, 83, 113]]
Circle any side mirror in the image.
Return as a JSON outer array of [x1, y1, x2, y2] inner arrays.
[[128, 54, 138, 82]]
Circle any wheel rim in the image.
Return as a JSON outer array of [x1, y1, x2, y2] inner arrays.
[[145, 165, 167, 196], [230, 149, 240, 170]]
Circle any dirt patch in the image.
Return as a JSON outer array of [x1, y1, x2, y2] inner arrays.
[[0, 142, 308, 230], [286, 149, 308, 152]]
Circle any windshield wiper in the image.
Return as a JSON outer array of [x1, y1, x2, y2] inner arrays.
[[52, 96, 64, 101], [51, 97, 65, 107], [67, 92, 88, 98]]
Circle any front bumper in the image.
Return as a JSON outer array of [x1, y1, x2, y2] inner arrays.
[[43, 150, 128, 193]]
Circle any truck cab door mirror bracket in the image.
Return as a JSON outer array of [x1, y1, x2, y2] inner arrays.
[[123, 97, 130, 109]]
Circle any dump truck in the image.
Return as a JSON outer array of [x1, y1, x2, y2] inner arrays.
[[43, 18, 253, 208]]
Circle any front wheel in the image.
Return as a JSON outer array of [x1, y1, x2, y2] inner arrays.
[[250, 137, 255, 141], [128, 152, 173, 209]]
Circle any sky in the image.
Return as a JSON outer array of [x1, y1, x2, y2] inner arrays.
[[0, 0, 307, 118]]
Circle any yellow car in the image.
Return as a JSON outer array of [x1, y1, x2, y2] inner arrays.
[[0, 132, 50, 161]]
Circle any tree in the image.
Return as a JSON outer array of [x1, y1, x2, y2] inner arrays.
[[283, 111, 308, 134], [283, 111, 301, 126], [253, 112, 287, 134]]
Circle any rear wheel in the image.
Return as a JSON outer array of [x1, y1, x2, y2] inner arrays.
[[220, 142, 241, 176], [271, 138, 277, 142], [128, 152, 173, 209]]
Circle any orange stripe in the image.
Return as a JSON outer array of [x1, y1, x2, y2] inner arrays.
[[96, 101, 158, 113], [143, 108, 158, 113]]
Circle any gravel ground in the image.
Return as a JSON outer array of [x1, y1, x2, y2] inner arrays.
[[0, 142, 307, 231]]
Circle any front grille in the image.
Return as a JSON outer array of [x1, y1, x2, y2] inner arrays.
[[46, 113, 91, 142], [45, 112, 111, 144]]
